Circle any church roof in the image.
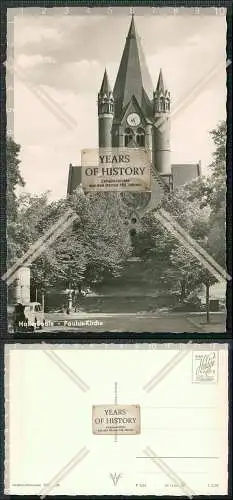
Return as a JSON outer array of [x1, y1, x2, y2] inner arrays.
[[113, 16, 154, 118], [99, 68, 112, 95]]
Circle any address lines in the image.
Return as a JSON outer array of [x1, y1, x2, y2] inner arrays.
[[136, 456, 219, 459]]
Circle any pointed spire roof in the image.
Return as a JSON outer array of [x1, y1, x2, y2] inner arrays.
[[99, 68, 112, 95], [156, 69, 165, 94], [128, 14, 136, 38], [113, 16, 153, 117]]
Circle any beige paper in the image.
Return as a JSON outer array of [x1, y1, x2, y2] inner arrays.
[[4, 343, 229, 496]]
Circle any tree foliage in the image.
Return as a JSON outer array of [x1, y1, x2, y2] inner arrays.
[[7, 137, 25, 221], [8, 185, 133, 292], [52, 190, 132, 289], [131, 121, 226, 306], [7, 137, 25, 265]]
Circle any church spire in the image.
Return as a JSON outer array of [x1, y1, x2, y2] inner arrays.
[[156, 69, 165, 94], [128, 14, 136, 38], [153, 68, 170, 112], [98, 68, 114, 118], [99, 68, 112, 95], [113, 16, 153, 117], [98, 68, 114, 147]]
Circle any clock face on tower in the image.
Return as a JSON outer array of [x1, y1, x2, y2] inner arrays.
[[127, 113, 141, 127]]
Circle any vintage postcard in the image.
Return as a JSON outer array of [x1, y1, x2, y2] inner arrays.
[[5, 6, 229, 334], [5, 342, 229, 495]]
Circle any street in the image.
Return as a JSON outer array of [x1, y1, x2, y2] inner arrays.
[[37, 311, 226, 334]]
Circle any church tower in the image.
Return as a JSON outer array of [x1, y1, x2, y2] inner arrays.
[[98, 15, 171, 178], [67, 16, 200, 196], [98, 69, 114, 148]]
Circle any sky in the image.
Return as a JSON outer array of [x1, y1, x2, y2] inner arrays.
[[9, 7, 227, 200]]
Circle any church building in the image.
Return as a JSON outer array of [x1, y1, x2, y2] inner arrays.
[[67, 15, 201, 201]]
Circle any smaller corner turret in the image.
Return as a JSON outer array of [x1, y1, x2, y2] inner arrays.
[[98, 69, 114, 116], [152, 69, 171, 176], [153, 69, 171, 114], [98, 69, 114, 148]]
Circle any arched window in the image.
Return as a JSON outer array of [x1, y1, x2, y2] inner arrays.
[[124, 128, 133, 147], [156, 101, 161, 112], [160, 97, 165, 112], [165, 99, 170, 112], [136, 127, 145, 147]]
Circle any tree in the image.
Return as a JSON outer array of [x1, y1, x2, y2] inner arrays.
[[52, 190, 133, 298], [7, 137, 25, 265], [6, 137, 25, 221], [8, 191, 64, 302], [209, 120, 226, 175], [162, 121, 226, 319], [207, 121, 226, 269], [167, 235, 217, 321], [11, 187, 133, 307], [6, 139, 57, 303], [131, 184, 210, 300], [129, 121, 226, 317], [7, 165, 134, 308]]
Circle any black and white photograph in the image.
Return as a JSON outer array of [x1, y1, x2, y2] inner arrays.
[[4, 342, 229, 496], [6, 6, 229, 334]]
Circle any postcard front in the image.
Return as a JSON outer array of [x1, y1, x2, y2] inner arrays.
[[5, 6, 228, 335]]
